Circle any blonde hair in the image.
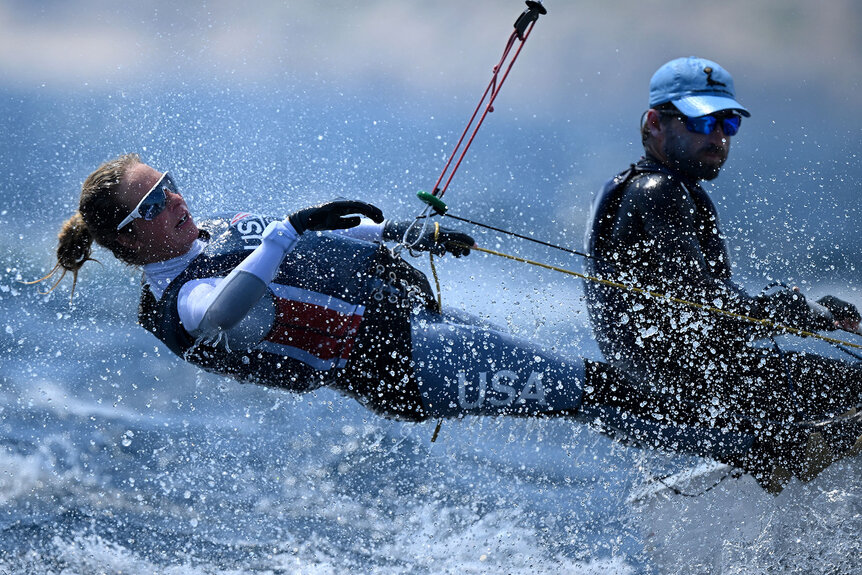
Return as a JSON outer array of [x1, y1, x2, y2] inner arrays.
[[31, 153, 142, 296]]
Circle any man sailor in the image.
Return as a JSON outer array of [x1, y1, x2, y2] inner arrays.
[[584, 56, 862, 427]]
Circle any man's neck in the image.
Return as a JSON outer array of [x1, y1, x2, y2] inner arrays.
[[641, 153, 700, 186]]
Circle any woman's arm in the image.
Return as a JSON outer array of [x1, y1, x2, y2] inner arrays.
[[179, 219, 298, 337], [179, 200, 385, 340], [333, 219, 385, 242]]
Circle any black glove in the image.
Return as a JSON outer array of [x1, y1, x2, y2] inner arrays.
[[289, 200, 384, 235], [817, 295, 861, 327], [757, 287, 834, 332], [382, 220, 475, 257]]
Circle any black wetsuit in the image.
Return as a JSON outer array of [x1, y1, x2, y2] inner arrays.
[[584, 158, 862, 421]]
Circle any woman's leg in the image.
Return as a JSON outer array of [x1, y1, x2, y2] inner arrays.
[[409, 309, 585, 418]]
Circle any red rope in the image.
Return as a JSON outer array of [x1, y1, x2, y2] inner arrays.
[[431, 18, 539, 200]]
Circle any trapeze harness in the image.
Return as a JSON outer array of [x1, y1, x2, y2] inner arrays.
[[584, 160, 757, 373]]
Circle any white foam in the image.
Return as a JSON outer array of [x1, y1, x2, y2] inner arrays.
[[632, 453, 862, 573], [22, 379, 142, 422], [0, 448, 46, 504], [371, 504, 635, 575]]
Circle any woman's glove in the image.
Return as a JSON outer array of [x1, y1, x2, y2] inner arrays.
[[382, 220, 475, 257], [289, 200, 384, 235]]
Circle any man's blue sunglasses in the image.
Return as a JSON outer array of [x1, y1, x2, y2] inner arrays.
[[116, 172, 178, 230], [661, 110, 742, 137]]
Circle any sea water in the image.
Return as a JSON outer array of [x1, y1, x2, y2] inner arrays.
[[3, 259, 862, 574]]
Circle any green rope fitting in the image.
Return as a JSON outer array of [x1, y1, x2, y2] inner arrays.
[[417, 191, 448, 215]]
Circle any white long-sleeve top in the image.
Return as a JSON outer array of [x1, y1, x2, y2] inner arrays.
[[143, 218, 385, 344]]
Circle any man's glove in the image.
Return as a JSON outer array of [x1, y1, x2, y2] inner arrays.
[[288, 200, 384, 235], [757, 287, 835, 332], [382, 220, 475, 257], [817, 295, 861, 330]]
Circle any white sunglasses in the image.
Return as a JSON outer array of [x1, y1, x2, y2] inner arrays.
[[116, 172, 177, 231]]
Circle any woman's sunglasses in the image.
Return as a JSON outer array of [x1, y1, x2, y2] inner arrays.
[[116, 172, 178, 231]]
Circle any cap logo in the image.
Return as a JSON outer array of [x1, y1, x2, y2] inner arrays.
[[703, 67, 726, 88]]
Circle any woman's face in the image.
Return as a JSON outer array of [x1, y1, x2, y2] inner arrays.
[[117, 163, 200, 264]]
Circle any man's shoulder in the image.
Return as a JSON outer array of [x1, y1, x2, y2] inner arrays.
[[620, 167, 683, 206]]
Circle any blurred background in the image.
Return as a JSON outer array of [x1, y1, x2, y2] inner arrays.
[[1, 1, 861, 573]]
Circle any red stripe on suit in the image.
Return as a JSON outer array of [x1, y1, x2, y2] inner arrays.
[[264, 297, 363, 362]]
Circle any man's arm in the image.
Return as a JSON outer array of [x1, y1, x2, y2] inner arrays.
[[626, 177, 838, 332]]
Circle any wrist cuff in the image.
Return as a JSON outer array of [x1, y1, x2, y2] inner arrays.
[[262, 220, 300, 251]]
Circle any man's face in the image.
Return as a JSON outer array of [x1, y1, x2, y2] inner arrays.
[[660, 114, 732, 181]]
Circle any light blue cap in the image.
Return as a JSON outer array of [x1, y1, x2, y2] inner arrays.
[[649, 56, 750, 117]]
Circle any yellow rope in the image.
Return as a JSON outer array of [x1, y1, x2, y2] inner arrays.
[[429, 222, 443, 310], [421, 238, 861, 444], [471, 244, 862, 351], [429, 221, 444, 442]]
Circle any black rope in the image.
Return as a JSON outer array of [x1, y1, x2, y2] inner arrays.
[[442, 212, 594, 259], [654, 466, 744, 498]]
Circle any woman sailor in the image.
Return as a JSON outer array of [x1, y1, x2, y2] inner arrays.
[[38, 154, 587, 421]]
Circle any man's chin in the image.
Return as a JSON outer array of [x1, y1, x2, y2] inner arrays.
[[672, 159, 723, 181], [699, 167, 722, 181], [690, 156, 725, 181]]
